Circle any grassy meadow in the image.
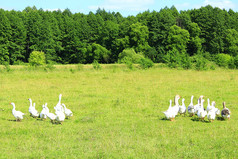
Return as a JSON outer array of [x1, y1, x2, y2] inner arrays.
[[0, 64, 238, 158]]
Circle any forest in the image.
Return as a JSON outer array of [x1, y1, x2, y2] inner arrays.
[[0, 5, 238, 69]]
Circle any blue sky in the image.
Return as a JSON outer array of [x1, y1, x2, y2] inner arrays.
[[1, 0, 237, 16]]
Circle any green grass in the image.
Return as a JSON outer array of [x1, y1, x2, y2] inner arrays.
[[0, 64, 237, 158]]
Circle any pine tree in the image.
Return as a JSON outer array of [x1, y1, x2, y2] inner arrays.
[[6, 10, 27, 64], [24, 7, 43, 59], [0, 9, 11, 64]]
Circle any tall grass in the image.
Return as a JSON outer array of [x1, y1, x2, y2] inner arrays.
[[0, 65, 237, 158]]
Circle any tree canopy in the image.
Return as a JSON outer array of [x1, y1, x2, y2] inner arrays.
[[0, 6, 238, 68]]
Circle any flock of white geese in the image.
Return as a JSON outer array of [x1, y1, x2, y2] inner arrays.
[[9, 94, 231, 123], [163, 95, 231, 122], [10, 94, 73, 124]]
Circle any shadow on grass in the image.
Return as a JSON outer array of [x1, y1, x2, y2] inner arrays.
[[160, 117, 177, 122], [216, 116, 226, 121], [36, 118, 45, 121], [7, 119, 22, 122], [202, 120, 210, 123], [34, 118, 64, 125], [178, 114, 187, 117], [160, 115, 191, 121], [191, 117, 199, 122], [160, 117, 169, 121], [51, 122, 63, 125], [191, 117, 210, 123]]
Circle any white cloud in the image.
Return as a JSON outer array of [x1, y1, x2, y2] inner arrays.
[[203, 0, 235, 10], [89, 0, 154, 12]]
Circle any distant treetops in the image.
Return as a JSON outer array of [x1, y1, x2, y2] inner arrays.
[[0, 5, 238, 69]]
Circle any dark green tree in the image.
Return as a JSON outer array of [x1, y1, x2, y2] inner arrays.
[[101, 20, 119, 62], [167, 25, 190, 53], [86, 43, 111, 63], [148, 8, 176, 59], [61, 13, 80, 63], [6, 10, 27, 64], [176, 12, 203, 55], [223, 29, 238, 57], [0, 46, 9, 64], [190, 6, 227, 54], [24, 7, 43, 59], [0, 9, 11, 64], [87, 12, 104, 44], [37, 10, 59, 63], [128, 22, 150, 53]]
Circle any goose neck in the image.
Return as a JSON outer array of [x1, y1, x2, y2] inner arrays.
[[29, 99, 32, 107], [58, 94, 62, 103], [201, 101, 204, 109], [223, 102, 226, 108], [174, 96, 179, 106], [169, 100, 172, 107], [11, 103, 16, 111], [190, 96, 193, 103]]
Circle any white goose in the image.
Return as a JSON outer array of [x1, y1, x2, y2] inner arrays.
[[43, 103, 57, 123], [55, 106, 65, 124], [163, 100, 176, 121], [62, 103, 73, 119], [212, 102, 220, 116], [207, 107, 216, 122], [54, 94, 63, 112], [44, 103, 50, 114], [194, 99, 200, 115], [206, 98, 213, 112], [10, 103, 25, 121], [46, 112, 57, 123], [40, 104, 47, 120], [28, 99, 39, 118], [195, 95, 204, 114], [197, 99, 207, 121], [28, 98, 34, 116], [221, 102, 231, 120], [188, 95, 195, 116], [171, 95, 180, 116], [178, 98, 186, 116], [31, 103, 39, 118]]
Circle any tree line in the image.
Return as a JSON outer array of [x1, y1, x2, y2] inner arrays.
[[0, 5, 238, 69]]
